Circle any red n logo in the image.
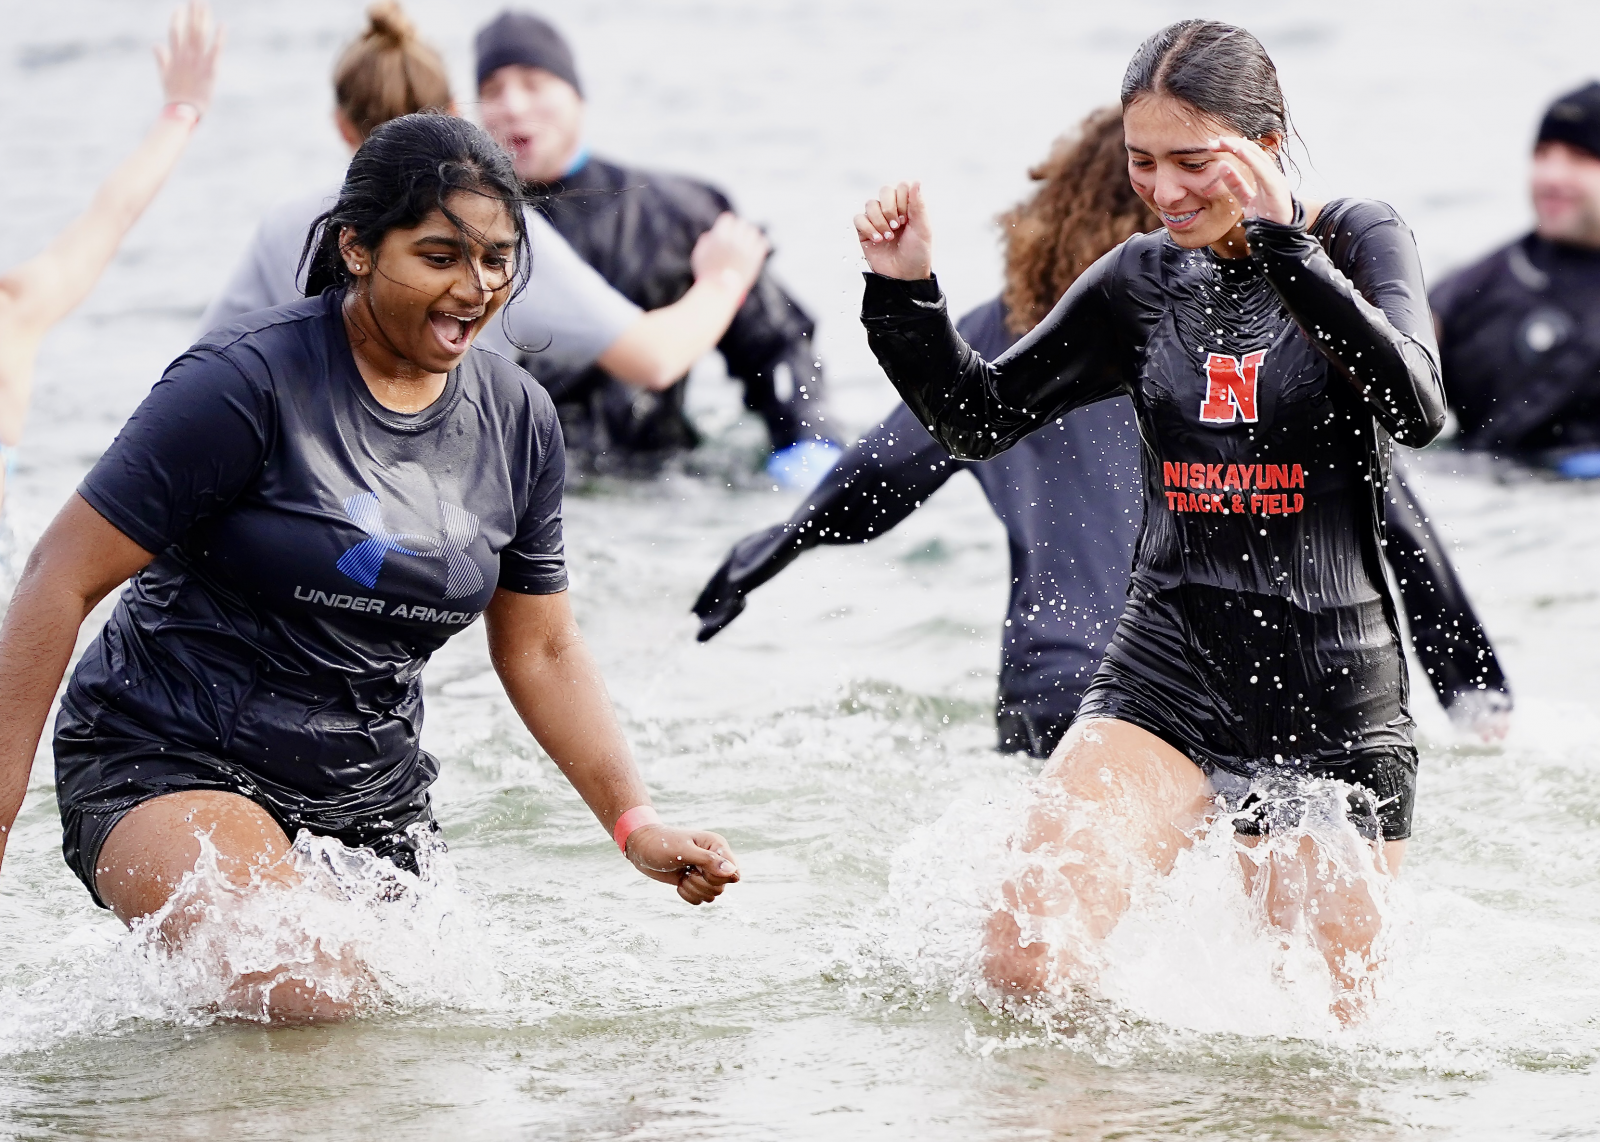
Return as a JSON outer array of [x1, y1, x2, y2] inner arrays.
[[1198, 349, 1266, 425]]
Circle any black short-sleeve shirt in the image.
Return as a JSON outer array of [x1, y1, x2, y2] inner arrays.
[[57, 291, 566, 817]]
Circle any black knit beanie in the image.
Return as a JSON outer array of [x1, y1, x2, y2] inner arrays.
[[475, 10, 582, 95], [1538, 82, 1600, 160]]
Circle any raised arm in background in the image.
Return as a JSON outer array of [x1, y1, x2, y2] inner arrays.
[[693, 402, 961, 638], [0, 1, 221, 501], [587, 213, 767, 391]]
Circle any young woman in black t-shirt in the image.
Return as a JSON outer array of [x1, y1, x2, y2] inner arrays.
[[853, 21, 1446, 1019], [0, 114, 738, 1022]]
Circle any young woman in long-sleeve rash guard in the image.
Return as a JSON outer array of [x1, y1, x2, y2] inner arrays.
[[853, 21, 1446, 1019]]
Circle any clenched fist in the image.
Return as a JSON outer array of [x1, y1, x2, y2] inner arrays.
[[853, 181, 933, 280]]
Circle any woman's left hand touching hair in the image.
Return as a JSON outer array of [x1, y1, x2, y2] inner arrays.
[[1209, 136, 1296, 225]]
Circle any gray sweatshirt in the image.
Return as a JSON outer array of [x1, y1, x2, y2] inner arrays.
[[199, 188, 641, 379]]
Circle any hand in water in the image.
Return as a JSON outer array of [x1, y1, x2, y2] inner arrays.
[[853, 181, 933, 280], [626, 825, 741, 905], [1208, 136, 1295, 225], [1447, 690, 1513, 743], [690, 213, 770, 296], [155, 0, 223, 117]]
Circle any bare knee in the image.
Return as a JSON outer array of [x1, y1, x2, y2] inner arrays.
[[95, 790, 293, 926], [982, 910, 1048, 997], [94, 791, 367, 1023]]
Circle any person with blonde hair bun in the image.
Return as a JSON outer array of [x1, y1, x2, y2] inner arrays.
[[331, 0, 452, 142], [203, 2, 767, 418]]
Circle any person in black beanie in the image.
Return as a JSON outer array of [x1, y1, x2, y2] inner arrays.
[[474, 10, 839, 482], [1432, 82, 1600, 473]]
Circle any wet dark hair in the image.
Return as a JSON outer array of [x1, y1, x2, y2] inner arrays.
[[301, 112, 528, 300], [1120, 20, 1292, 149]]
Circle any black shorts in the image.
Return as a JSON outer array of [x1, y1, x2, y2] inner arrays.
[[55, 723, 439, 911], [1077, 581, 1418, 840]]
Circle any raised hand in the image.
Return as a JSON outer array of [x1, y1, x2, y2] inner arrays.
[[1208, 136, 1295, 225], [853, 181, 932, 280], [690, 213, 771, 296], [155, 0, 223, 118], [626, 824, 741, 905]]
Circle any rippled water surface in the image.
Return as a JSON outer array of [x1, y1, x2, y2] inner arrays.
[[3, 0, 1600, 1137]]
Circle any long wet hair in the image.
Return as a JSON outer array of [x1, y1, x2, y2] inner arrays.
[[334, 1, 452, 141], [1120, 20, 1291, 144], [1000, 106, 1160, 336], [301, 112, 529, 300]]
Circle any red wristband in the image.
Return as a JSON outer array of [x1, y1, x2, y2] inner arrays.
[[613, 805, 661, 853], [162, 101, 201, 126]]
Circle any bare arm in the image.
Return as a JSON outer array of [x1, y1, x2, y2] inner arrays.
[[594, 213, 768, 391], [0, 2, 221, 443], [0, 496, 155, 866], [484, 587, 739, 904]]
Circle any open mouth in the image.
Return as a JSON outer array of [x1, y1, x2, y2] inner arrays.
[[1162, 208, 1202, 229], [428, 312, 478, 354]]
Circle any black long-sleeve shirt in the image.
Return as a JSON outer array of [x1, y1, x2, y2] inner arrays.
[[696, 290, 1505, 756], [862, 200, 1445, 619]]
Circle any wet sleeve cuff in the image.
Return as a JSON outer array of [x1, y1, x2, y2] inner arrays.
[[496, 558, 569, 595], [75, 480, 169, 557], [860, 273, 947, 327], [1244, 201, 1316, 263]]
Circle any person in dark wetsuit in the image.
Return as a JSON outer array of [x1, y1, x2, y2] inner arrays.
[[0, 115, 738, 1023], [695, 108, 1511, 757], [1432, 81, 1600, 476], [199, 3, 771, 434], [473, 10, 840, 482], [852, 21, 1446, 1017]]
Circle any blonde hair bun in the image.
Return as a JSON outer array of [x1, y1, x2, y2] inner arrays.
[[333, 0, 452, 141], [364, 1, 417, 47]]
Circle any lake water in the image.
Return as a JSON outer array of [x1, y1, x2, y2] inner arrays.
[[2, 0, 1599, 1137]]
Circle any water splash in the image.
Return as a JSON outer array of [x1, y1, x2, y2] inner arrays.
[[0, 828, 502, 1052], [847, 773, 1407, 1059]]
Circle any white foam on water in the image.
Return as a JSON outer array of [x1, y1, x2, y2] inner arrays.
[[0, 829, 502, 1052], [847, 738, 1600, 1088]]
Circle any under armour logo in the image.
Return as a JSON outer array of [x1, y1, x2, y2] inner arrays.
[[429, 501, 485, 601], [1198, 349, 1266, 425], [336, 492, 428, 589], [335, 491, 484, 600]]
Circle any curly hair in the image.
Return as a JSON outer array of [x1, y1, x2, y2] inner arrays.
[[999, 106, 1160, 336]]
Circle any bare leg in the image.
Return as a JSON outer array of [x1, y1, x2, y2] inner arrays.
[[1238, 834, 1406, 1023], [982, 718, 1213, 997], [96, 790, 366, 1023]]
